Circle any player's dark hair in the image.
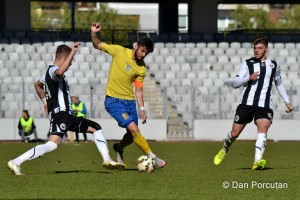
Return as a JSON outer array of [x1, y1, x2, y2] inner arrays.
[[138, 37, 154, 53], [253, 36, 268, 47], [55, 44, 72, 59]]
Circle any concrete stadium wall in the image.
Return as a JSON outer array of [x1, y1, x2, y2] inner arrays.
[[1, 119, 299, 141], [194, 120, 300, 141], [0, 118, 167, 141]]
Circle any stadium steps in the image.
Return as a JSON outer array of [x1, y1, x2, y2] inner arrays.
[[143, 75, 190, 138]]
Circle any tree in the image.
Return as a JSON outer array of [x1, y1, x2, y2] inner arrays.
[[281, 5, 300, 29], [31, 2, 139, 45], [229, 5, 273, 30]]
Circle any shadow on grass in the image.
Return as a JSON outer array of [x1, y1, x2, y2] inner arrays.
[[124, 168, 138, 171], [235, 167, 274, 170], [47, 170, 112, 174]]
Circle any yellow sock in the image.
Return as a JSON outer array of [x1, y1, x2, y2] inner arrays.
[[132, 131, 151, 154], [119, 131, 134, 149]]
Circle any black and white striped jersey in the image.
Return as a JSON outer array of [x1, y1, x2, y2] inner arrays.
[[233, 57, 281, 109], [44, 65, 73, 115]]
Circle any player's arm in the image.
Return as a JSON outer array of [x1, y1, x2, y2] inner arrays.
[[34, 79, 48, 114], [274, 64, 294, 113], [55, 43, 80, 77], [91, 22, 103, 50], [135, 81, 147, 124], [232, 60, 259, 88]]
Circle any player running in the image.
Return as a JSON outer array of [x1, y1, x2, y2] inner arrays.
[[213, 36, 294, 170], [8, 43, 125, 175], [90, 22, 166, 168]]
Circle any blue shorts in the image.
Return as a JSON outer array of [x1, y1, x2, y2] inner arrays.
[[104, 96, 138, 128]]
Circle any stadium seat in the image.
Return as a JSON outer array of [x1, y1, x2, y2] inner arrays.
[[165, 56, 175, 64], [160, 63, 170, 71], [191, 79, 202, 86], [176, 71, 187, 79], [170, 48, 181, 56], [185, 42, 195, 48], [165, 71, 176, 79]]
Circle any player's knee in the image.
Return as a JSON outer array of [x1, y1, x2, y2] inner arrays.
[[131, 131, 142, 138], [89, 121, 102, 131]]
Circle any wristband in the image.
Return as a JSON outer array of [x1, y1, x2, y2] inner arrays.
[[41, 98, 47, 105], [140, 106, 145, 111], [91, 32, 97, 37]]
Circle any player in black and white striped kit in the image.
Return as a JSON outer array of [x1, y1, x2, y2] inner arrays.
[[214, 37, 294, 170], [8, 43, 125, 175]]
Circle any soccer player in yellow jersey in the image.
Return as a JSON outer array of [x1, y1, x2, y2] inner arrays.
[[91, 22, 166, 168]]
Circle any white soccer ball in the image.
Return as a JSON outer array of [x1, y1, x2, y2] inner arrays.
[[136, 155, 155, 173]]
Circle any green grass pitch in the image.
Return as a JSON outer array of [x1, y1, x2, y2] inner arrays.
[[0, 141, 299, 200]]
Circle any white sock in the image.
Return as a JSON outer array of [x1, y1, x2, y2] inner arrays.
[[254, 133, 267, 163], [222, 132, 236, 153], [12, 141, 58, 166], [93, 130, 111, 162], [147, 151, 156, 159]]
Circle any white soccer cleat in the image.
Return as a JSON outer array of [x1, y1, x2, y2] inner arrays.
[[7, 160, 24, 175], [154, 156, 167, 168]]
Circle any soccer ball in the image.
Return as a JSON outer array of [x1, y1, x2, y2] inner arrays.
[[136, 155, 155, 173]]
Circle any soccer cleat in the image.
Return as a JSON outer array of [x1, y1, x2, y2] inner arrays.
[[154, 157, 167, 168], [252, 159, 266, 170], [113, 143, 124, 164], [102, 160, 126, 171], [214, 149, 227, 165], [7, 160, 24, 175]]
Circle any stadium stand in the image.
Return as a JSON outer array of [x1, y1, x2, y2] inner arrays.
[[1, 30, 300, 136]]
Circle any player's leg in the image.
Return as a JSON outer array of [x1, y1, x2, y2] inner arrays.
[[252, 116, 271, 170], [113, 130, 133, 163], [104, 96, 166, 168], [126, 121, 166, 168], [75, 132, 79, 143], [83, 132, 87, 143], [224, 123, 246, 153], [81, 118, 125, 170], [214, 123, 245, 165], [214, 104, 252, 165], [8, 135, 61, 175]]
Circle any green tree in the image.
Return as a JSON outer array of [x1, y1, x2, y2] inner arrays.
[[229, 5, 273, 30], [31, 2, 139, 45], [31, 2, 71, 29], [281, 5, 300, 29]]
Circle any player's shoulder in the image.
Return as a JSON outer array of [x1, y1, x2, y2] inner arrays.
[[245, 57, 259, 63]]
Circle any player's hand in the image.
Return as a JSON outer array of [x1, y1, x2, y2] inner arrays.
[[91, 22, 101, 33], [140, 110, 147, 124], [285, 103, 294, 113], [249, 71, 259, 81], [71, 42, 80, 53]]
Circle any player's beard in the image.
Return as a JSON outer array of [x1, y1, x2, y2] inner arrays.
[[134, 51, 143, 61]]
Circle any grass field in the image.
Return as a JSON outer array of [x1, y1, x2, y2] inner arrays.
[[0, 141, 299, 200]]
